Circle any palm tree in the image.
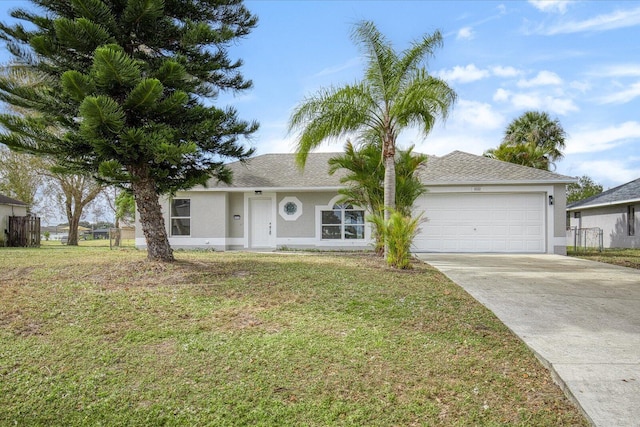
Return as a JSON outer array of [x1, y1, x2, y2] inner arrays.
[[288, 21, 456, 228], [484, 141, 551, 170], [485, 111, 566, 171], [328, 139, 428, 254]]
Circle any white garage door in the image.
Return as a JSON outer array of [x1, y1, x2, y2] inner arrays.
[[413, 193, 546, 253]]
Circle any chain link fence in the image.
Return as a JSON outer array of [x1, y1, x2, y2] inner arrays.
[[567, 227, 603, 252]]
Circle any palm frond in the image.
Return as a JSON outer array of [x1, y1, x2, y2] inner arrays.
[[351, 20, 399, 102], [395, 30, 443, 81], [394, 71, 456, 133], [289, 84, 375, 167]]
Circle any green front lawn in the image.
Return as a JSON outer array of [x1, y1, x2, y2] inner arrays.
[[0, 247, 587, 426], [568, 248, 640, 269]]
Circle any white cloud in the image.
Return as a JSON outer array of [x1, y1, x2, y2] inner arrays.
[[545, 97, 579, 115], [599, 81, 640, 104], [513, 93, 578, 114], [565, 160, 639, 187], [528, 0, 572, 14], [491, 66, 522, 78], [439, 64, 529, 83], [457, 26, 475, 40], [451, 100, 505, 130], [510, 92, 543, 109], [517, 70, 563, 87], [569, 80, 591, 93], [438, 64, 490, 83], [565, 121, 640, 154], [397, 100, 506, 156], [591, 64, 640, 77], [493, 89, 578, 115], [493, 88, 511, 102], [538, 6, 640, 34], [410, 128, 497, 157]]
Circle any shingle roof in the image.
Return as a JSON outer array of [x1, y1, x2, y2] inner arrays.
[[0, 194, 27, 206], [417, 151, 575, 184], [567, 177, 640, 210], [209, 150, 575, 190], [214, 152, 346, 189]]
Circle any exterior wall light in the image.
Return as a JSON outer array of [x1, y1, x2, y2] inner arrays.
[[548, 195, 554, 205]]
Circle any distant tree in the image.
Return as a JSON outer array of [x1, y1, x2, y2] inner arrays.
[[0, 142, 106, 232], [567, 175, 603, 204], [328, 139, 427, 254], [289, 21, 456, 258], [44, 173, 103, 245], [0, 67, 104, 230], [484, 111, 566, 171], [0, 0, 258, 261], [115, 190, 136, 226], [0, 146, 45, 212]]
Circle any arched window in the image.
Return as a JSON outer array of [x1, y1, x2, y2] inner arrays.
[[321, 203, 365, 240]]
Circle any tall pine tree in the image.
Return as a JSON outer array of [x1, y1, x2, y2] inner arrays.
[[0, 0, 258, 261]]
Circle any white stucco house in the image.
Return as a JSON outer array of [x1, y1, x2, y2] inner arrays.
[[567, 177, 640, 249], [135, 151, 574, 254], [0, 193, 28, 246]]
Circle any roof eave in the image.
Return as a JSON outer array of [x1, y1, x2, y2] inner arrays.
[[1, 202, 28, 207], [185, 186, 344, 193], [421, 179, 576, 186], [567, 198, 640, 211]]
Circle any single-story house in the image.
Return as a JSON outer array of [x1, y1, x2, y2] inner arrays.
[[92, 228, 110, 239], [135, 151, 574, 254], [567, 177, 639, 249], [0, 194, 28, 246]]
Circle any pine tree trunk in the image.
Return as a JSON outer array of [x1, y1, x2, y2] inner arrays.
[[129, 166, 174, 262]]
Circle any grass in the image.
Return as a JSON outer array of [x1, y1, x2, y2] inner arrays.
[[568, 247, 640, 269], [0, 246, 587, 426], [40, 238, 136, 248]]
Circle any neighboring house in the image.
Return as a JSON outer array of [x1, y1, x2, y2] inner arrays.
[[135, 151, 574, 254], [0, 193, 28, 246], [567, 177, 640, 249], [92, 228, 110, 239]]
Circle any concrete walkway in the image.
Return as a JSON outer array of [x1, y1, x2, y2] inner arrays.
[[416, 253, 640, 427]]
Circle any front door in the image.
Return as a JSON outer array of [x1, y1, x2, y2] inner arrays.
[[249, 197, 273, 248]]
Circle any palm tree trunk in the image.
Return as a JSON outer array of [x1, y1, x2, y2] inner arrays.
[[129, 165, 174, 262], [383, 154, 396, 257], [383, 155, 396, 219]]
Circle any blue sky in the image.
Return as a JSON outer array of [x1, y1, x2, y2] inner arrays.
[[2, 0, 640, 190]]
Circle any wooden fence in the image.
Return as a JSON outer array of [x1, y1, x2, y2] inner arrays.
[[8, 216, 41, 247]]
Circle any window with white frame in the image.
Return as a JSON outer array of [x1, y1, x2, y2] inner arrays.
[[629, 205, 636, 236], [321, 203, 365, 240], [171, 199, 191, 236]]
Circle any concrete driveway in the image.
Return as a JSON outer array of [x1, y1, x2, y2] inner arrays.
[[417, 253, 640, 427]]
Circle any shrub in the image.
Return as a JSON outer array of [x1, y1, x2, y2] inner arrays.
[[369, 210, 422, 269]]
